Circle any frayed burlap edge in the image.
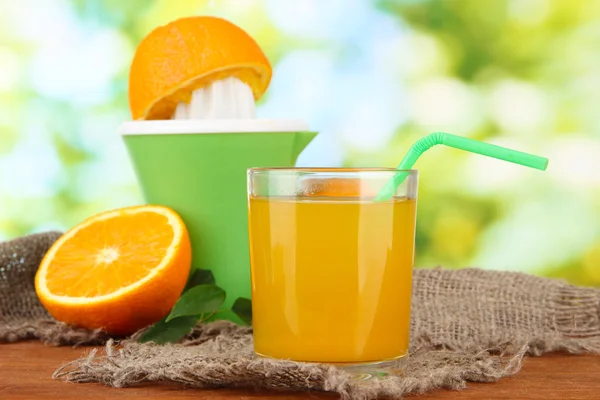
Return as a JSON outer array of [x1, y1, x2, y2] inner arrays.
[[52, 323, 525, 400], [0, 319, 111, 346]]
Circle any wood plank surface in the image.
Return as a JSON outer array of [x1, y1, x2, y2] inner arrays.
[[1, 342, 599, 399]]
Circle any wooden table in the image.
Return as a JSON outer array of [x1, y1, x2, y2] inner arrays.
[[1, 342, 599, 399]]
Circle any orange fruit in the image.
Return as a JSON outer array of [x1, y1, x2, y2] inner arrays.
[[303, 176, 365, 197], [34, 205, 192, 335], [310, 178, 362, 197], [129, 16, 272, 120]]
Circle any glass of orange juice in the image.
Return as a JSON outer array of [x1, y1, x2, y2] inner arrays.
[[247, 168, 418, 374]]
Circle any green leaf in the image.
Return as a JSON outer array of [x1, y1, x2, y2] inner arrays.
[[166, 284, 225, 322], [232, 297, 252, 325], [185, 269, 215, 290], [138, 316, 197, 344]]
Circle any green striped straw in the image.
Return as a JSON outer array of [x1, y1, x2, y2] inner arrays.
[[375, 132, 549, 201]]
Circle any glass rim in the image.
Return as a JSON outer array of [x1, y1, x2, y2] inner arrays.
[[248, 167, 418, 174]]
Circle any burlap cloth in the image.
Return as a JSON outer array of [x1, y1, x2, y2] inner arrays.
[[1, 232, 599, 399]]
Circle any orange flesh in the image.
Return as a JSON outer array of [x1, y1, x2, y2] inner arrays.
[[45, 212, 174, 297], [143, 67, 267, 120]]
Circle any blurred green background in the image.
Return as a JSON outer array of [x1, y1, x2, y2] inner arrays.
[[1, 0, 598, 286]]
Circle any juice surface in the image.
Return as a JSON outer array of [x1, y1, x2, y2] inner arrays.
[[248, 196, 416, 363]]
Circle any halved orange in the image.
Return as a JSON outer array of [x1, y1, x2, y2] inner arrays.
[[129, 16, 272, 120], [35, 205, 191, 335]]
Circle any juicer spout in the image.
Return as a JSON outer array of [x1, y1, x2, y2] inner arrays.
[[292, 131, 318, 162]]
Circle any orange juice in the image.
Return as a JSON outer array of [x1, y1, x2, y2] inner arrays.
[[248, 196, 416, 363]]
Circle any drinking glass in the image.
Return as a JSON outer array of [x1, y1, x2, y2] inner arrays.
[[247, 168, 418, 374]]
